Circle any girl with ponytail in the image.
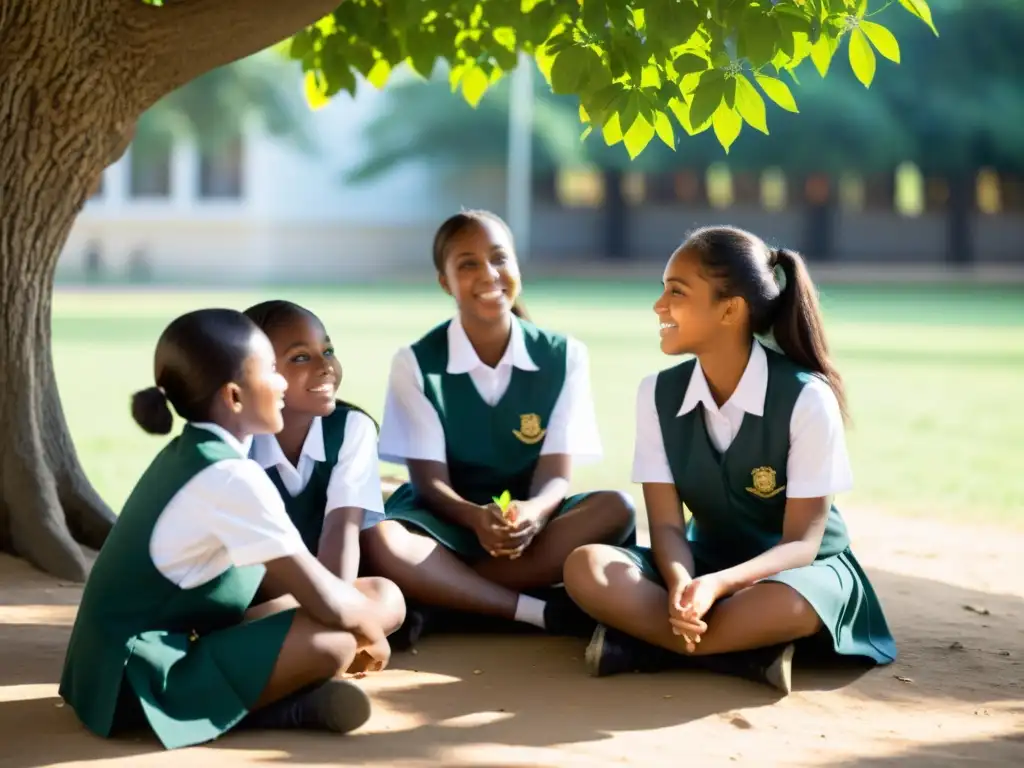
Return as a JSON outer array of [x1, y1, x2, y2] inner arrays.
[[564, 226, 896, 694], [61, 309, 400, 750]]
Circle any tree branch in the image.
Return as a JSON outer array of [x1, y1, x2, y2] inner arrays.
[[127, 0, 341, 112]]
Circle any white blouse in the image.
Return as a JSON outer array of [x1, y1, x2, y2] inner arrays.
[[250, 410, 385, 529], [378, 315, 603, 466], [149, 422, 306, 589], [631, 341, 854, 499]]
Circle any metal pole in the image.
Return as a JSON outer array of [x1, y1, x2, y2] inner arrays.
[[506, 52, 534, 260]]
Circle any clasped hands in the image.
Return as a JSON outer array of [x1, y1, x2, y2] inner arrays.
[[473, 499, 544, 559], [668, 574, 724, 653]]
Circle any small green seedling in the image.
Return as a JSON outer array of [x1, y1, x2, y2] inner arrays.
[[492, 490, 516, 522]]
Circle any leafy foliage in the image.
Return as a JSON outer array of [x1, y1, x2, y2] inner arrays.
[[283, 0, 937, 158]]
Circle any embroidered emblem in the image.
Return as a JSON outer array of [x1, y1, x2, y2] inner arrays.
[[513, 413, 547, 445], [746, 466, 786, 499]]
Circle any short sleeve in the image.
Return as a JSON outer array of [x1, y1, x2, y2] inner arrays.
[[631, 373, 675, 484], [540, 338, 603, 464], [786, 377, 854, 498], [208, 459, 307, 566], [326, 410, 385, 528], [377, 346, 448, 465]]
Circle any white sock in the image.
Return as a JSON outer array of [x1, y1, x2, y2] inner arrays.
[[514, 595, 547, 629]]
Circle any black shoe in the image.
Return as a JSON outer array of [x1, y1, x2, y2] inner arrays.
[[542, 587, 598, 638], [242, 679, 372, 733], [390, 603, 430, 651], [584, 625, 680, 677], [694, 643, 795, 695]]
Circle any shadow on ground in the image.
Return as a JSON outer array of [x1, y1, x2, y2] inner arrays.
[[0, 554, 1021, 767]]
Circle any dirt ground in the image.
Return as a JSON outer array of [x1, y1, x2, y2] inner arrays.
[[2, 507, 1022, 768]]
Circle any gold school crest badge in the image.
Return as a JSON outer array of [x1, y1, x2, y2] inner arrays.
[[513, 413, 547, 445], [746, 466, 786, 499]]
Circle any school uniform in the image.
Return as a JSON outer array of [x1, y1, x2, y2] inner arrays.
[[624, 340, 897, 664], [379, 315, 608, 559], [250, 404, 385, 556], [59, 423, 307, 750]]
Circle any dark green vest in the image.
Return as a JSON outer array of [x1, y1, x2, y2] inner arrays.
[[263, 404, 351, 555], [411, 318, 567, 504], [654, 350, 851, 570], [59, 425, 272, 747]]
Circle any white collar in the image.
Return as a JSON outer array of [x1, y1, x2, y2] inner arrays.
[[190, 422, 252, 458], [249, 416, 325, 469], [677, 340, 768, 418], [446, 315, 539, 374]]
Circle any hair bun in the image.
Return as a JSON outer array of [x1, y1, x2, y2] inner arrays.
[[131, 386, 174, 435]]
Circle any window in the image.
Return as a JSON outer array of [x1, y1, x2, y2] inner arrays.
[[198, 136, 244, 199], [128, 133, 172, 199]]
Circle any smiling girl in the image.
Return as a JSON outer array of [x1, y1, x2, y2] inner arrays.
[[244, 301, 405, 628], [60, 309, 395, 750], [372, 210, 636, 646], [563, 226, 897, 694]]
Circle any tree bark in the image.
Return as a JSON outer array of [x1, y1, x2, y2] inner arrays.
[[0, 0, 346, 580], [0, 1, 128, 580]]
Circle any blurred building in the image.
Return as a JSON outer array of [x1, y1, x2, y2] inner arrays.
[[60, 84, 1024, 285]]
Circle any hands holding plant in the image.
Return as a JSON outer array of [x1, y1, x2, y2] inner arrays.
[[472, 490, 545, 559]]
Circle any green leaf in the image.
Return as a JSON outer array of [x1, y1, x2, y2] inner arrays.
[[848, 27, 876, 87], [303, 70, 329, 111], [623, 113, 656, 159], [668, 96, 710, 136], [898, 0, 939, 36], [672, 53, 710, 77], [654, 109, 675, 149], [461, 66, 490, 107], [810, 31, 839, 77], [493, 490, 512, 512], [687, 71, 726, 132], [602, 113, 623, 146], [734, 74, 768, 134], [739, 8, 779, 67], [859, 20, 900, 64], [367, 59, 391, 89], [550, 46, 602, 96], [645, 0, 703, 54], [712, 104, 742, 153], [289, 29, 315, 61], [405, 27, 437, 79], [754, 74, 798, 113], [618, 91, 641, 138]]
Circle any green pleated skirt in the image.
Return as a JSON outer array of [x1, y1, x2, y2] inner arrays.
[[114, 608, 296, 749], [617, 545, 897, 664]]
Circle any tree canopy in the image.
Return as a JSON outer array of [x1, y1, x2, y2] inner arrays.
[[345, 0, 1024, 179], [284, 0, 937, 158]]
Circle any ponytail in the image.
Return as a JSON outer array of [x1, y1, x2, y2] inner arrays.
[[131, 386, 174, 435], [770, 248, 848, 422]]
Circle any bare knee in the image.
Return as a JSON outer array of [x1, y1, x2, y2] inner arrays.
[[589, 491, 637, 535], [563, 544, 617, 602], [356, 576, 407, 635], [297, 613, 359, 678], [789, 594, 822, 638]]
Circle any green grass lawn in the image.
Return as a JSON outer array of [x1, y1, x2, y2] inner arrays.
[[53, 281, 1024, 527]]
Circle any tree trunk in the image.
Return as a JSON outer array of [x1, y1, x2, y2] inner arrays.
[[0, 0, 354, 580], [0, 0, 134, 580]]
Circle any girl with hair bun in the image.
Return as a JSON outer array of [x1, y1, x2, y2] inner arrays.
[[563, 226, 897, 694], [60, 308, 401, 750]]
